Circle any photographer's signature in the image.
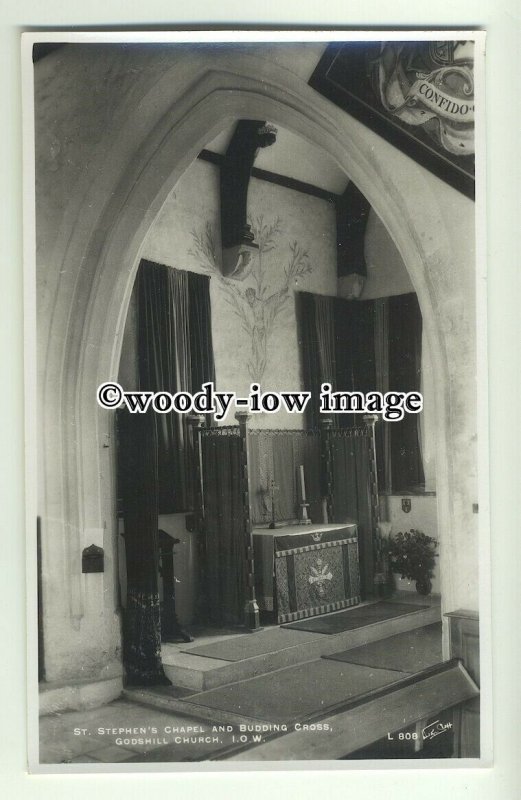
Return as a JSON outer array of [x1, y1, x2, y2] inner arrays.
[[422, 720, 453, 741]]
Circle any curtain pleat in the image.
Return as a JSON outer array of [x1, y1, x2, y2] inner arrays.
[[388, 293, 425, 491], [248, 434, 268, 524], [118, 409, 169, 686], [247, 432, 322, 525], [188, 271, 216, 393], [272, 435, 297, 522], [297, 292, 322, 428], [330, 432, 374, 599], [374, 298, 391, 492], [137, 260, 214, 512], [314, 294, 336, 386], [333, 298, 376, 427], [201, 434, 245, 625], [118, 260, 214, 681], [298, 291, 336, 428]]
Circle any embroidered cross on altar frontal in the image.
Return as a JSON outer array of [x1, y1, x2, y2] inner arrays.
[[275, 537, 360, 623]]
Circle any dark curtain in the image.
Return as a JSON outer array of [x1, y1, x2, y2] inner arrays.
[[333, 298, 376, 426], [388, 293, 425, 491], [332, 293, 423, 491], [116, 261, 214, 681], [248, 433, 271, 524], [330, 432, 374, 598], [117, 409, 169, 686], [270, 436, 297, 522], [374, 298, 391, 492], [137, 260, 214, 512], [315, 295, 336, 385], [189, 271, 216, 397], [297, 293, 376, 593], [297, 292, 322, 428], [297, 292, 336, 428], [248, 432, 321, 525], [201, 434, 245, 625]]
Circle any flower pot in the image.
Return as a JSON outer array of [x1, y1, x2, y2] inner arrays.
[[415, 576, 432, 596]]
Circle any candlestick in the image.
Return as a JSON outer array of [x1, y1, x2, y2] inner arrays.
[[298, 465, 311, 525], [299, 465, 306, 503]]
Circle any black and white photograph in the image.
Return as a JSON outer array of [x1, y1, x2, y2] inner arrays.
[[26, 31, 487, 769]]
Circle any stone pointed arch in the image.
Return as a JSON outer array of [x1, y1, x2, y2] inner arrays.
[[36, 50, 476, 684]]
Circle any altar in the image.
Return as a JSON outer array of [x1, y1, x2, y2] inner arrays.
[[253, 522, 360, 623]]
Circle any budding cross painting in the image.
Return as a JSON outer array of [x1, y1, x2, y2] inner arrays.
[[26, 32, 487, 771]]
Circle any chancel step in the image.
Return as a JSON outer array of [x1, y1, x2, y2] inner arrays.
[[124, 643, 477, 762], [160, 597, 440, 692]]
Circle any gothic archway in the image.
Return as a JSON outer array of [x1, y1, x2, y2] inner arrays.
[[37, 51, 473, 682]]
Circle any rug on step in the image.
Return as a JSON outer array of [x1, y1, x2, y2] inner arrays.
[[322, 622, 442, 672], [281, 601, 427, 634], [180, 627, 323, 662], [186, 659, 407, 723]]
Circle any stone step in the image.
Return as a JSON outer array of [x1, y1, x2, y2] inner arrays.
[[122, 635, 477, 764], [122, 685, 273, 729], [160, 601, 440, 692]]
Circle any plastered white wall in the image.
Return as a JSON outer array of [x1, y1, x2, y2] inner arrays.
[[121, 157, 337, 429]]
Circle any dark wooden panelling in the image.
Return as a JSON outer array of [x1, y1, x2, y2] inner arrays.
[[446, 609, 480, 757], [447, 609, 480, 684]]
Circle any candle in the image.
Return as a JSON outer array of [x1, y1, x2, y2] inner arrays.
[[299, 465, 306, 503]]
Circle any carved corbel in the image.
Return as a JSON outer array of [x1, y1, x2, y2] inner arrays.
[[220, 120, 277, 279]]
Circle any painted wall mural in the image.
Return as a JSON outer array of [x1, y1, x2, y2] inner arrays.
[[188, 214, 312, 383], [137, 158, 337, 426]]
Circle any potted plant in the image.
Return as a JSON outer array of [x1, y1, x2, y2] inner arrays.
[[385, 529, 438, 596]]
